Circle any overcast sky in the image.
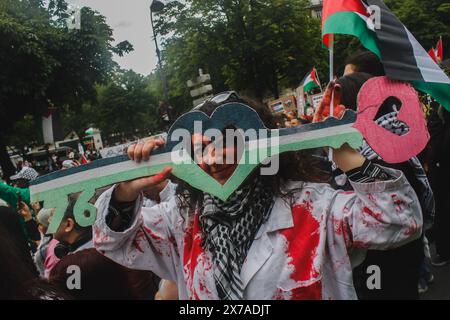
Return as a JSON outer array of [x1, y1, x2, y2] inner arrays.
[[67, 0, 158, 75]]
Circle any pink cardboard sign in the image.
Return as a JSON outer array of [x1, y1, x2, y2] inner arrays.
[[353, 76, 430, 164]]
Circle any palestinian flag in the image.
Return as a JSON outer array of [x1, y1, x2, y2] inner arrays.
[[322, 0, 450, 111], [81, 154, 89, 165], [436, 37, 444, 62], [428, 48, 438, 63], [429, 37, 444, 63], [302, 68, 321, 93]]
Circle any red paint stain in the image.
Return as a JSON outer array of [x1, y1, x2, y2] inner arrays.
[[94, 227, 101, 240], [403, 218, 418, 237], [132, 230, 145, 253], [143, 225, 163, 241], [360, 207, 382, 228], [94, 228, 110, 245], [198, 274, 212, 298], [352, 240, 370, 249], [343, 205, 350, 214], [279, 204, 321, 299], [332, 216, 344, 236], [142, 225, 164, 255], [183, 214, 204, 300], [367, 193, 376, 203], [391, 194, 406, 213], [153, 216, 163, 226], [363, 207, 383, 221], [331, 216, 351, 248], [273, 281, 322, 300], [142, 223, 179, 257], [190, 289, 200, 300], [168, 235, 179, 256], [302, 191, 313, 211], [183, 214, 203, 270]]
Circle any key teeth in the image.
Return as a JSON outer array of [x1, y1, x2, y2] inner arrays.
[[73, 189, 97, 228], [45, 195, 69, 234]]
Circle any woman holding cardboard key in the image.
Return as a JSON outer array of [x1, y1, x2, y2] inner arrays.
[[94, 91, 422, 300]]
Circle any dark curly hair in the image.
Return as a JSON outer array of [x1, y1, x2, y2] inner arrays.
[[169, 95, 331, 216]]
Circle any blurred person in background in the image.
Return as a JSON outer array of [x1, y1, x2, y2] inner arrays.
[[34, 208, 54, 277], [0, 223, 70, 300], [427, 105, 450, 267], [50, 248, 159, 300]]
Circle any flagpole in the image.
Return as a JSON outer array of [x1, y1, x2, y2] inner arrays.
[[329, 35, 334, 116], [315, 67, 324, 93], [328, 34, 334, 161]]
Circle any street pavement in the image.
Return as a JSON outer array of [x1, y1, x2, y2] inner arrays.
[[421, 244, 450, 300]]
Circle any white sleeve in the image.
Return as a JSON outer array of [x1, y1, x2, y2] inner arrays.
[[329, 167, 423, 250], [93, 186, 183, 281]]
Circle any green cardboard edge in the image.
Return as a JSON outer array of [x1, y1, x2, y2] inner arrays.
[[35, 130, 362, 234]]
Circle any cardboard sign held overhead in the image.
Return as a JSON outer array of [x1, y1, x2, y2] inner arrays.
[[30, 76, 430, 233], [30, 104, 363, 233]]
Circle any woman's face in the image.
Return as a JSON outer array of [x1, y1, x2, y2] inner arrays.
[[191, 133, 238, 185]]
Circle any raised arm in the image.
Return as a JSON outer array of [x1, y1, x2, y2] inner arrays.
[[328, 148, 422, 250], [93, 139, 180, 281]]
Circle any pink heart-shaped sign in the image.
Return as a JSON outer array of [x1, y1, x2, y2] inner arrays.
[[354, 76, 430, 163]]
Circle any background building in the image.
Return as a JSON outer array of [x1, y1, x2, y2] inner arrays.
[[309, 0, 323, 19]]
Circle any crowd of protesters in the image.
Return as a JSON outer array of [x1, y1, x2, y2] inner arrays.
[[1, 51, 450, 300]]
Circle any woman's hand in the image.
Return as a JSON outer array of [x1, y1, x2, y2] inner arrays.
[[313, 82, 347, 123], [18, 201, 33, 222], [113, 138, 172, 203], [332, 143, 366, 173], [313, 82, 366, 172]]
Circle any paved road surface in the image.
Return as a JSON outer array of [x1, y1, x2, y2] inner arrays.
[[421, 245, 450, 300]]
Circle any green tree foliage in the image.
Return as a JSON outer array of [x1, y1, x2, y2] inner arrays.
[[0, 0, 132, 178], [90, 70, 160, 141], [384, 0, 449, 50], [154, 0, 327, 108]]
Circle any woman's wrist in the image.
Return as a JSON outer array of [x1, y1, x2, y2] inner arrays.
[[332, 144, 365, 173], [113, 183, 140, 203]]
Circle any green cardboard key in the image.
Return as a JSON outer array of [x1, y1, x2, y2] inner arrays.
[[30, 103, 363, 233]]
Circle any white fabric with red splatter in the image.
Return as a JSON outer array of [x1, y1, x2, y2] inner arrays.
[[93, 166, 423, 300]]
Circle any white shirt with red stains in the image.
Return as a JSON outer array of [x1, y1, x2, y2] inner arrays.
[[93, 166, 422, 300]]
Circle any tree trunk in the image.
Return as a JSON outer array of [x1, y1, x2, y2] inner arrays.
[[0, 134, 17, 182]]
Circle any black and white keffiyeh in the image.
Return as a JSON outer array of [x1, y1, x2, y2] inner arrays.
[[358, 111, 435, 227], [10, 167, 39, 181], [199, 177, 274, 300], [358, 111, 411, 160]]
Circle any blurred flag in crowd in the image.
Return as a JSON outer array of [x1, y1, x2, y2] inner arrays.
[[429, 37, 444, 63], [302, 67, 321, 93]]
